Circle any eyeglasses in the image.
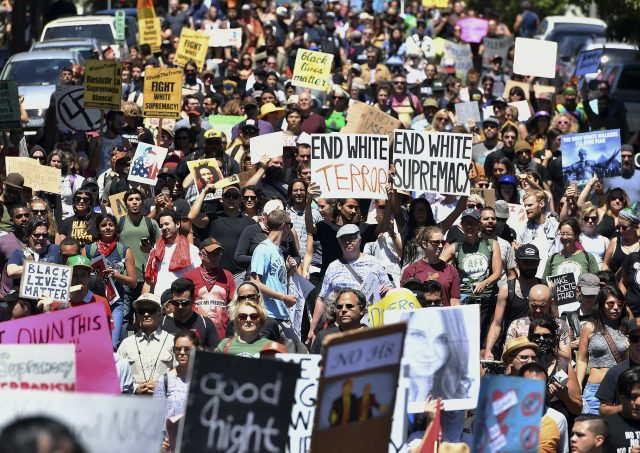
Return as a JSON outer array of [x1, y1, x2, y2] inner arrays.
[[336, 303, 357, 311], [606, 301, 625, 309], [243, 195, 257, 201], [31, 233, 47, 239], [238, 293, 259, 301], [559, 233, 575, 238], [339, 235, 359, 243], [170, 299, 192, 308], [237, 313, 260, 321], [14, 213, 30, 219], [630, 335, 640, 344], [173, 346, 191, 354], [583, 216, 598, 223], [531, 333, 553, 340], [616, 224, 630, 232], [33, 155, 45, 162], [393, 81, 406, 85], [185, 69, 197, 73], [427, 240, 446, 246], [477, 183, 490, 188], [515, 354, 537, 361], [483, 124, 498, 129], [136, 307, 159, 315], [467, 203, 481, 209], [223, 192, 240, 200], [557, 120, 570, 125], [611, 196, 625, 202], [75, 197, 90, 203]]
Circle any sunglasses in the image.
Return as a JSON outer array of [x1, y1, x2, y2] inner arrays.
[[336, 303, 357, 311], [375, 204, 386, 209], [75, 197, 90, 203], [423, 300, 443, 307], [31, 233, 47, 239], [32, 209, 47, 215], [476, 183, 490, 188], [237, 313, 260, 321], [393, 81, 406, 85], [428, 240, 446, 246], [611, 196, 625, 202], [173, 346, 191, 354], [170, 299, 192, 308], [583, 216, 598, 223], [616, 224, 630, 232], [606, 301, 625, 309], [238, 293, 259, 301], [243, 195, 257, 201], [223, 192, 240, 200], [136, 307, 159, 316], [531, 333, 552, 340]]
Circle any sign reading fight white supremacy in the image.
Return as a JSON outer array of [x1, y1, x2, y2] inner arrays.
[[19, 262, 72, 302], [392, 130, 473, 196], [311, 134, 389, 199]]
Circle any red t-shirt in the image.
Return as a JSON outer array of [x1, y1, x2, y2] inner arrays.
[[183, 267, 236, 339], [52, 293, 113, 330], [401, 259, 461, 306]]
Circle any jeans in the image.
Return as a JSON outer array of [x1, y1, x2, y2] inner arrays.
[[111, 299, 128, 350], [582, 382, 600, 414]]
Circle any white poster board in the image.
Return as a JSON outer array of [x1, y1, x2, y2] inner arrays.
[[250, 131, 284, 164], [0, 344, 76, 391], [19, 262, 72, 302], [513, 37, 557, 79]]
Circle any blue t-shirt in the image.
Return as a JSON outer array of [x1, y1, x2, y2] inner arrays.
[[8, 244, 62, 266], [250, 239, 289, 320]]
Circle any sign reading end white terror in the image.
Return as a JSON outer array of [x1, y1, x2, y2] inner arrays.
[[311, 134, 389, 199], [392, 130, 473, 196], [19, 262, 72, 302]]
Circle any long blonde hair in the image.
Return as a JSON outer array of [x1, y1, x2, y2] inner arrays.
[[30, 197, 58, 238]]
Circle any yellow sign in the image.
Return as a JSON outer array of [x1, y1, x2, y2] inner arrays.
[[109, 191, 128, 220], [174, 28, 210, 70], [143, 68, 183, 119], [367, 288, 422, 327], [139, 17, 162, 53], [422, 0, 449, 7], [83, 61, 122, 110], [6, 157, 62, 194], [291, 49, 334, 91]]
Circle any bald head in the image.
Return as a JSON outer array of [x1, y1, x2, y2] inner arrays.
[[529, 284, 551, 318]]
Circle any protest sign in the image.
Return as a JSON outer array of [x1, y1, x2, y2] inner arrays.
[[533, 84, 556, 99], [312, 324, 405, 453], [187, 158, 224, 202], [205, 26, 242, 48], [276, 353, 321, 453], [455, 101, 481, 126], [250, 130, 285, 163], [340, 101, 402, 139], [422, 0, 448, 7], [392, 130, 473, 196], [513, 37, 557, 78], [20, 262, 72, 302], [471, 187, 495, 207], [546, 273, 577, 305], [208, 114, 245, 140], [0, 390, 165, 453], [213, 173, 240, 189], [561, 129, 621, 190], [311, 134, 390, 199], [0, 303, 120, 394], [174, 28, 210, 69], [291, 49, 334, 91], [109, 191, 128, 220], [90, 255, 120, 304], [128, 142, 169, 186], [0, 80, 20, 129], [368, 289, 421, 328], [83, 60, 122, 110], [575, 48, 604, 76], [503, 80, 531, 101], [115, 9, 126, 41], [55, 86, 101, 131], [509, 100, 532, 121], [0, 344, 75, 391], [507, 202, 527, 236], [444, 41, 473, 76], [178, 350, 300, 453], [472, 376, 545, 453], [284, 134, 298, 147], [385, 305, 480, 412], [143, 68, 182, 118], [6, 157, 61, 194], [481, 36, 513, 68], [457, 17, 489, 43], [138, 17, 162, 52]]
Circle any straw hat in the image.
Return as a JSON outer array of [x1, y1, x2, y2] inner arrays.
[[258, 103, 285, 119]]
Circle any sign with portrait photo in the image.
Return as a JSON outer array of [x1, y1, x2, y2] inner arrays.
[[187, 158, 224, 201], [128, 142, 169, 186]]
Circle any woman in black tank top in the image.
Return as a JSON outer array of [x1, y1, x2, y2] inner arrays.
[[603, 206, 640, 275]]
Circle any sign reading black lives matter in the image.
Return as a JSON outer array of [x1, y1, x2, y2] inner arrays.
[[546, 273, 577, 305], [19, 262, 72, 303], [178, 350, 300, 453], [392, 130, 473, 196]]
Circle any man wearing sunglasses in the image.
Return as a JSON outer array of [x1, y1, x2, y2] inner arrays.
[[7, 218, 62, 281], [310, 288, 367, 354], [160, 278, 219, 348], [0, 203, 31, 295]]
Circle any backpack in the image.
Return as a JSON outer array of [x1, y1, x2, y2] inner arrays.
[[87, 241, 126, 262], [117, 216, 157, 246]]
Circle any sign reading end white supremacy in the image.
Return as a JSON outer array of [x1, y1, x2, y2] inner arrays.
[[392, 130, 473, 196], [19, 262, 72, 302], [311, 134, 390, 199]]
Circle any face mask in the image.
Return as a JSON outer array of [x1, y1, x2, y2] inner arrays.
[[534, 337, 555, 356]]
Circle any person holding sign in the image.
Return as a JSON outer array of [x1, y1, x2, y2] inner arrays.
[[543, 218, 599, 281], [7, 218, 62, 280]]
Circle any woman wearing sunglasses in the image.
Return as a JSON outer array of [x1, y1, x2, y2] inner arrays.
[[30, 197, 58, 242], [602, 204, 640, 275], [578, 182, 630, 239], [579, 203, 609, 269]]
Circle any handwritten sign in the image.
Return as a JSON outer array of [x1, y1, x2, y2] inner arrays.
[[0, 80, 21, 129], [457, 17, 489, 43], [6, 157, 62, 194], [143, 68, 182, 119], [174, 28, 210, 70], [574, 48, 604, 76], [368, 289, 421, 327], [513, 37, 557, 79], [546, 273, 577, 305], [83, 60, 122, 110], [128, 142, 169, 186], [455, 101, 481, 126], [311, 134, 390, 199], [55, 86, 101, 131], [509, 100, 532, 121], [0, 344, 75, 391], [482, 37, 513, 68], [291, 49, 334, 91], [109, 191, 128, 220], [340, 101, 402, 140], [0, 303, 120, 394], [392, 130, 473, 196], [20, 262, 72, 302], [138, 17, 162, 52], [444, 41, 473, 76], [205, 26, 242, 48], [250, 130, 284, 164]]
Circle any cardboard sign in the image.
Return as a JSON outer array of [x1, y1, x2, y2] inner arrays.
[[513, 37, 557, 79], [455, 101, 481, 126], [457, 17, 489, 43], [128, 142, 169, 186], [340, 101, 402, 140], [508, 100, 532, 121], [0, 344, 76, 391], [472, 376, 545, 453], [0, 390, 165, 453], [503, 80, 531, 101], [143, 68, 182, 118], [250, 130, 284, 164], [546, 273, 577, 305], [109, 191, 128, 220], [471, 187, 496, 208], [55, 86, 101, 131], [208, 114, 245, 140], [177, 350, 300, 453], [0, 303, 120, 394], [174, 28, 210, 70], [444, 41, 473, 76], [312, 324, 406, 453], [385, 305, 480, 412], [368, 289, 421, 328], [187, 158, 224, 200], [310, 134, 390, 199], [139, 17, 162, 52], [481, 37, 513, 68], [291, 49, 334, 91], [20, 261, 72, 302], [205, 26, 242, 48], [561, 129, 621, 189], [392, 130, 473, 196], [83, 60, 122, 110], [5, 157, 62, 194], [574, 48, 604, 76], [276, 354, 321, 453], [0, 80, 21, 129]]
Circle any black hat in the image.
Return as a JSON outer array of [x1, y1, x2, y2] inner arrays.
[[157, 167, 177, 179], [516, 244, 540, 261]]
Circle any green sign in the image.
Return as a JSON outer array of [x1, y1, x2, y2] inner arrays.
[[208, 115, 246, 142], [115, 10, 125, 42], [0, 81, 21, 130]]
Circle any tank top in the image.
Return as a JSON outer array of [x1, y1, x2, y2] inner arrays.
[[455, 239, 493, 298], [98, 135, 124, 175], [588, 324, 628, 368], [611, 239, 633, 275]]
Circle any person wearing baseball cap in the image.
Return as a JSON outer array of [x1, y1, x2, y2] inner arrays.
[[472, 116, 502, 170]]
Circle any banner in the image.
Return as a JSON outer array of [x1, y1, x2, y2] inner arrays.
[[310, 134, 390, 199], [546, 273, 577, 305], [250, 131, 285, 163], [208, 114, 245, 140], [83, 60, 122, 110], [367, 289, 421, 328], [392, 130, 473, 196], [561, 129, 621, 190], [291, 49, 334, 91], [481, 37, 513, 68], [143, 68, 182, 118], [19, 261, 72, 302], [177, 350, 300, 453], [340, 101, 402, 139], [109, 191, 128, 219], [205, 26, 242, 48], [128, 142, 169, 186], [0, 390, 164, 453], [6, 157, 61, 194], [472, 376, 545, 453], [187, 158, 224, 201], [574, 48, 604, 76], [457, 17, 489, 43], [385, 305, 480, 412], [513, 37, 557, 78], [174, 28, 210, 70], [0, 303, 120, 394], [0, 80, 21, 129], [444, 41, 473, 76], [139, 17, 162, 52], [0, 344, 75, 391], [55, 86, 101, 131]]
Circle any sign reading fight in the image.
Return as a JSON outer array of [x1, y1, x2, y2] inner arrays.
[[310, 134, 390, 199], [174, 28, 210, 69], [20, 262, 72, 302], [0, 80, 21, 129], [291, 49, 334, 91], [0, 344, 76, 392], [546, 273, 577, 305], [392, 130, 473, 196], [143, 68, 182, 118], [83, 60, 122, 110]]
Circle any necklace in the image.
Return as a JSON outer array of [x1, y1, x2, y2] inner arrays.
[[135, 331, 168, 382]]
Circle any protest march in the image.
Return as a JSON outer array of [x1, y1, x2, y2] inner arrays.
[[0, 0, 639, 451]]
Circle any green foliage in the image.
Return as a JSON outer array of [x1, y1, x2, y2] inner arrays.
[[465, 0, 571, 25]]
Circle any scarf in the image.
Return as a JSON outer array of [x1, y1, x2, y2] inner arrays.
[[144, 234, 192, 285], [97, 238, 118, 258]]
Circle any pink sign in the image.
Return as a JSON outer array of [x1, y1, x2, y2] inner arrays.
[[457, 17, 489, 43], [0, 303, 120, 394]]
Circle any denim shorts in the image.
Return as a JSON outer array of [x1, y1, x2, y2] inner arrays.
[[583, 382, 600, 414]]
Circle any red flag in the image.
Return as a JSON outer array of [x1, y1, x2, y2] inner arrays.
[[419, 398, 442, 453]]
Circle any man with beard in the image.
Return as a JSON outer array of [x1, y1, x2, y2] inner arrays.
[[472, 116, 503, 167], [0, 203, 31, 295], [194, 163, 221, 191], [480, 206, 517, 287], [245, 156, 289, 204], [514, 140, 546, 180], [88, 110, 131, 176], [621, 144, 635, 178]]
